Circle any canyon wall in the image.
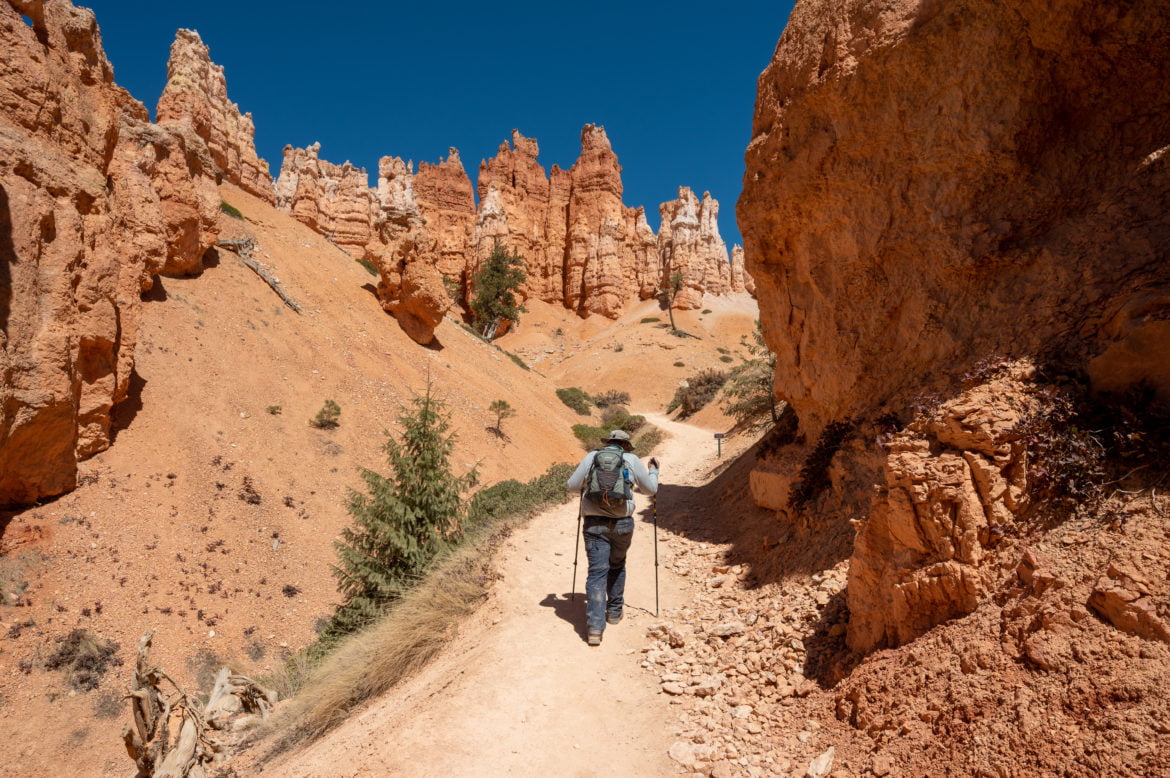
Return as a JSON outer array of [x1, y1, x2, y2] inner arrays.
[[739, 0, 1170, 437], [739, 0, 1170, 651], [156, 29, 275, 204], [277, 126, 754, 320], [0, 0, 219, 504]]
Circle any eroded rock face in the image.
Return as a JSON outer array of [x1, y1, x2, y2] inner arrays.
[[274, 143, 374, 256], [416, 148, 475, 287], [0, 0, 218, 504], [157, 29, 274, 204], [847, 364, 1040, 652], [658, 188, 731, 310], [739, 0, 1170, 436], [368, 156, 450, 344]]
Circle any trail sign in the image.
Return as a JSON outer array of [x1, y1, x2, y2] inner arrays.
[[714, 432, 725, 457]]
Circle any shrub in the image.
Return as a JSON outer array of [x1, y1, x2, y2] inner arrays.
[[719, 355, 734, 363], [593, 390, 631, 409], [45, 629, 121, 692], [326, 382, 476, 638], [465, 463, 576, 528], [788, 420, 853, 510], [267, 405, 282, 415], [702, 309, 712, 314], [505, 350, 530, 371], [632, 426, 665, 457], [220, 200, 243, 220], [614, 343, 624, 353], [666, 369, 728, 418], [310, 400, 341, 429], [640, 317, 661, 324], [673, 361, 685, 368], [356, 257, 379, 276], [600, 406, 645, 433], [556, 387, 593, 415], [722, 320, 781, 425]]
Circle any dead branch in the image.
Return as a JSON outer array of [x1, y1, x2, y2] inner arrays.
[[122, 630, 277, 778], [216, 239, 302, 313]]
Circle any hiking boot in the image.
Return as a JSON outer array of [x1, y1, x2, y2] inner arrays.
[[587, 630, 603, 646], [606, 610, 623, 625]]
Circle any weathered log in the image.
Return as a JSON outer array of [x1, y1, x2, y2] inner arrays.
[[215, 239, 303, 312]]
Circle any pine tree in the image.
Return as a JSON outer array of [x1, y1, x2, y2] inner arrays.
[[659, 271, 685, 331], [489, 399, 515, 435], [722, 319, 782, 425], [470, 241, 527, 340], [327, 381, 476, 637]]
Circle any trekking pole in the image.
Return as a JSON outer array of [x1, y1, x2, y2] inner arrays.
[[571, 493, 583, 601], [653, 493, 660, 617]]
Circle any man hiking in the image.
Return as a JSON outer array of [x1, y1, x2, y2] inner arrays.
[[566, 430, 659, 646]]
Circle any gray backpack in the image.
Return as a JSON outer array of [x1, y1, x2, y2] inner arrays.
[[584, 448, 632, 507]]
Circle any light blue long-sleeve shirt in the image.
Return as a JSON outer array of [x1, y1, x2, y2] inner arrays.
[[566, 445, 658, 518]]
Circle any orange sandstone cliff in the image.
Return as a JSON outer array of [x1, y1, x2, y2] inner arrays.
[[276, 126, 754, 322], [156, 28, 275, 204], [0, 0, 220, 504]]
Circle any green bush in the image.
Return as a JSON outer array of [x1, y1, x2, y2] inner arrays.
[[640, 317, 661, 324], [701, 309, 712, 314], [466, 463, 576, 528], [267, 405, 282, 415], [356, 257, 379, 276], [505, 351, 530, 371], [556, 387, 593, 415], [572, 422, 661, 455], [220, 200, 243, 220], [673, 361, 685, 368], [666, 369, 728, 418], [719, 355, 734, 363], [600, 406, 645, 433]]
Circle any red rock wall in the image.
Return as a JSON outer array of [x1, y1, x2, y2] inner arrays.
[[738, 0, 1170, 437], [156, 29, 275, 204], [0, 0, 218, 504], [277, 125, 747, 320]]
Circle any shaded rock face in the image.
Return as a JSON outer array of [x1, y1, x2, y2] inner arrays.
[[0, 0, 218, 504], [274, 143, 374, 256], [658, 188, 736, 310], [847, 363, 1040, 652], [278, 125, 749, 320], [156, 29, 274, 204], [738, 0, 1170, 437]]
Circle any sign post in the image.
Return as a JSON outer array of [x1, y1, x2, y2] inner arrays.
[[714, 432, 725, 458]]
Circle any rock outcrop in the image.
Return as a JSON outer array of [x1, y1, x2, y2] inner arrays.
[[0, 0, 219, 504], [658, 188, 733, 310], [367, 157, 450, 344], [156, 29, 274, 204], [273, 143, 374, 256], [415, 148, 475, 286], [276, 125, 748, 320], [847, 363, 1039, 651], [739, 0, 1170, 437]]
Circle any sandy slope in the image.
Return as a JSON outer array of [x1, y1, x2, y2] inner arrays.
[[263, 414, 726, 777]]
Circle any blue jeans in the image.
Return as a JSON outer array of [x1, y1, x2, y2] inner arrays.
[[583, 516, 634, 633]]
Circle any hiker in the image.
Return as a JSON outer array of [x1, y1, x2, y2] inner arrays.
[[566, 430, 659, 646]]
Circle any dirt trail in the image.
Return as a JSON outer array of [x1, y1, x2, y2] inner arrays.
[[268, 414, 725, 777]]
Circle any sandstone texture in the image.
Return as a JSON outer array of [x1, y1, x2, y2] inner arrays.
[[368, 156, 450, 344], [276, 125, 751, 321], [0, 0, 219, 504], [739, 0, 1170, 436], [847, 363, 1040, 651], [156, 28, 274, 204], [658, 187, 733, 310], [274, 143, 374, 256]]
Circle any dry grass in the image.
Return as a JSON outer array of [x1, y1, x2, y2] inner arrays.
[[265, 517, 516, 754]]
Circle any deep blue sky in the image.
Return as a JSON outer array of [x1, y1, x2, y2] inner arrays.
[[92, 1, 794, 247]]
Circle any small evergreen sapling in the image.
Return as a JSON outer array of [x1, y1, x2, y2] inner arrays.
[[489, 399, 515, 435], [310, 400, 341, 429], [327, 383, 476, 636]]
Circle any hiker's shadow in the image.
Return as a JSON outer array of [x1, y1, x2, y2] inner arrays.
[[539, 593, 588, 640]]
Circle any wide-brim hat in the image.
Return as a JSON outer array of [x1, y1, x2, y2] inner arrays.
[[604, 429, 633, 451]]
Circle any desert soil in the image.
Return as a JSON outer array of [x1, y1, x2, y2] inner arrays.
[[262, 413, 737, 777]]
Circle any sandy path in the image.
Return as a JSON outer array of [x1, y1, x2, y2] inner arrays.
[[268, 414, 721, 777]]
